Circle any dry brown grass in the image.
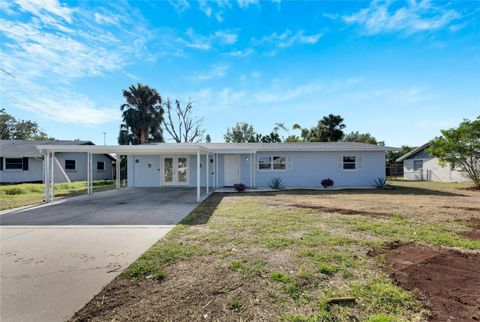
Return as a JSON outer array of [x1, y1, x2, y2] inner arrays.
[[70, 181, 479, 322]]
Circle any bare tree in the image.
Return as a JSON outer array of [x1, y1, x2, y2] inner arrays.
[[162, 99, 205, 143]]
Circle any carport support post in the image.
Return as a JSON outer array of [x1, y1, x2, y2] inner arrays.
[[44, 151, 50, 202], [115, 154, 121, 189], [87, 152, 93, 195], [249, 153, 253, 188], [89, 153, 93, 194], [215, 153, 218, 189], [206, 153, 209, 194], [50, 152, 55, 201], [197, 149, 201, 202]]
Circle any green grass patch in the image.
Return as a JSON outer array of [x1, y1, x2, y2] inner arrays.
[[0, 180, 115, 210], [123, 241, 201, 280]]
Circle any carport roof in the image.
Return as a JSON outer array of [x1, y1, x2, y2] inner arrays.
[[36, 142, 397, 155]]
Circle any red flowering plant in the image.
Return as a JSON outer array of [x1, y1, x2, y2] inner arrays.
[[321, 178, 334, 189], [233, 183, 247, 192]]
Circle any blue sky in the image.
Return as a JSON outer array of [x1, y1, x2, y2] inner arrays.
[[1, 0, 479, 146]]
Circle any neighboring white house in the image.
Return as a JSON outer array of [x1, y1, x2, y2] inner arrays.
[[396, 142, 472, 183], [36, 142, 396, 202], [0, 140, 115, 184]]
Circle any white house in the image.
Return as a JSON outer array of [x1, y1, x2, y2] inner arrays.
[[0, 140, 114, 184], [396, 142, 471, 183], [36, 142, 396, 202]]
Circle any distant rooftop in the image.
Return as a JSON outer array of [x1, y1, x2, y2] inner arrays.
[[0, 140, 93, 157]]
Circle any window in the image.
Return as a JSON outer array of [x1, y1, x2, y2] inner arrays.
[[258, 156, 272, 170], [65, 160, 76, 170], [5, 158, 23, 170], [97, 161, 105, 171], [413, 160, 423, 171], [273, 156, 286, 170], [343, 156, 356, 170], [258, 156, 289, 171]]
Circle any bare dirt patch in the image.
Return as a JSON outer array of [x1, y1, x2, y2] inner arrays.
[[442, 205, 480, 212], [289, 203, 392, 217], [380, 243, 480, 321], [458, 218, 480, 240]]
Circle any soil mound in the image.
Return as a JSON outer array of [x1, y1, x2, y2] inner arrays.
[[380, 243, 480, 321]]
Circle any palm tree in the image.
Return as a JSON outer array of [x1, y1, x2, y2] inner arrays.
[[120, 83, 164, 144]]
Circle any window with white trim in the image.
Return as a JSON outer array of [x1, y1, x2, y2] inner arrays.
[[258, 155, 291, 171], [258, 156, 272, 170], [97, 161, 105, 171], [413, 160, 423, 171], [342, 156, 356, 170], [5, 158, 23, 170], [65, 159, 76, 170]]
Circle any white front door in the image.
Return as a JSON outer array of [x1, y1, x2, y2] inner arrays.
[[163, 156, 189, 185], [224, 155, 241, 186]]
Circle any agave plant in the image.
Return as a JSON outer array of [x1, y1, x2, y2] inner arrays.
[[373, 177, 388, 189], [268, 177, 286, 190]]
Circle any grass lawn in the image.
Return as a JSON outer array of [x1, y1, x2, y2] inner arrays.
[[71, 181, 479, 321], [0, 180, 115, 211]]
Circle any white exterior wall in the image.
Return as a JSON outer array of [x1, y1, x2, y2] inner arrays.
[[0, 157, 43, 183], [403, 157, 472, 183], [0, 153, 113, 184], [128, 151, 386, 188]]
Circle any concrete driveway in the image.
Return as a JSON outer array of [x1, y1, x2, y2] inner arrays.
[[0, 188, 199, 322]]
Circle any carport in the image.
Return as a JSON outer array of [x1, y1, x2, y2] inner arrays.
[[37, 144, 221, 203], [0, 187, 200, 322]]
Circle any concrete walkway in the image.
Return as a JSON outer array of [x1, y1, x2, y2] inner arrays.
[[0, 188, 199, 322]]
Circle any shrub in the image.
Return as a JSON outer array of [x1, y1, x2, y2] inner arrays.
[[268, 177, 286, 190], [373, 177, 388, 189], [233, 183, 247, 192], [321, 178, 334, 189], [4, 187, 25, 195]]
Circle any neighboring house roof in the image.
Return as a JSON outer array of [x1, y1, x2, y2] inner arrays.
[[396, 142, 430, 162], [0, 140, 93, 158], [35, 142, 398, 155]]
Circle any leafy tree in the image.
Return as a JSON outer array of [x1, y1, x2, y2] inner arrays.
[[260, 131, 282, 143], [429, 117, 480, 187], [0, 109, 52, 140], [386, 145, 414, 165], [162, 99, 204, 143], [205, 134, 211, 143], [119, 83, 164, 145], [224, 122, 259, 143], [294, 114, 346, 142], [343, 131, 384, 145]]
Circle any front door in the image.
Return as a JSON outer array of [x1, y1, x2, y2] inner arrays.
[[224, 155, 241, 186], [163, 156, 188, 185]]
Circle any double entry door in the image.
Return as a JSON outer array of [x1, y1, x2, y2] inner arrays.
[[163, 156, 188, 185]]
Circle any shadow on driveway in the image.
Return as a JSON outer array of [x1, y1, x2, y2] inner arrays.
[[0, 187, 200, 226]]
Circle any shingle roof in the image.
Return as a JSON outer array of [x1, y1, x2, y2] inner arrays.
[[0, 140, 93, 157], [396, 142, 430, 162], [198, 142, 398, 152]]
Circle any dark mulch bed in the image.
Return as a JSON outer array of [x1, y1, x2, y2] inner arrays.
[[380, 243, 480, 321]]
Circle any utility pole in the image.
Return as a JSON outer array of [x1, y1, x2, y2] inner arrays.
[[103, 132, 106, 145]]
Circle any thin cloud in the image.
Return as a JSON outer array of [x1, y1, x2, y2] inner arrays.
[[237, 0, 259, 9], [342, 0, 461, 35], [178, 28, 238, 50], [0, 1, 153, 125], [191, 64, 229, 81], [198, 0, 231, 22], [254, 29, 323, 49], [228, 47, 254, 57], [168, 0, 190, 12]]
